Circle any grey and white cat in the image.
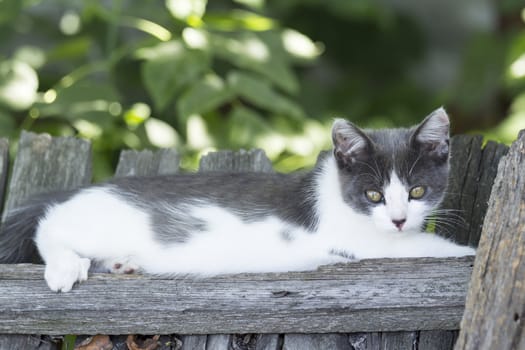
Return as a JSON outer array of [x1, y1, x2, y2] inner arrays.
[[0, 107, 474, 292]]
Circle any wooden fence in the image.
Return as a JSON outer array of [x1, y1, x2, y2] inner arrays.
[[0, 129, 521, 350]]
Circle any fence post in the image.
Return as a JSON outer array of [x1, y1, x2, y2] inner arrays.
[[454, 130, 525, 350]]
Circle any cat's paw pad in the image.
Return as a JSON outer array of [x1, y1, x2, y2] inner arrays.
[[110, 261, 139, 274], [44, 255, 91, 292]]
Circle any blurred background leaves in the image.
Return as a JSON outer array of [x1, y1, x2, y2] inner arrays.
[[0, 0, 524, 180]]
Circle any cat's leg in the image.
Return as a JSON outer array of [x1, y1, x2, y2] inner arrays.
[[36, 234, 91, 293], [44, 250, 91, 292], [343, 232, 475, 260], [34, 187, 154, 291]]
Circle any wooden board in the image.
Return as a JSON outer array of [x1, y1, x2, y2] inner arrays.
[[114, 148, 180, 177], [437, 135, 508, 246], [199, 149, 273, 173], [454, 130, 525, 350], [0, 256, 473, 335], [2, 131, 92, 211]]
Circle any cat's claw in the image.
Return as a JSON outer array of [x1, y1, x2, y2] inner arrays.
[[44, 255, 91, 292]]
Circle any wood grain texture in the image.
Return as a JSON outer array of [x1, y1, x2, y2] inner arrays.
[[283, 334, 349, 350], [3, 131, 92, 211], [0, 256, 473, 335], [199, 149, 273, 173], [114, 148, 180, 177], [437, 135, 508, 246], [206, 334, 232, 350], [179, 335, 206, 350], [419, 330, 457, 350], [0, 138, 8, 214], [454, 130, 525, 350]]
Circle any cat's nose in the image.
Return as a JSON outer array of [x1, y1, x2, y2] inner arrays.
[[392, 218, 406, 230]]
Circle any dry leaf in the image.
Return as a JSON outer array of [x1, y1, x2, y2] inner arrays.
[[126, 334, 160, 350], [75, 335, 113, 350]]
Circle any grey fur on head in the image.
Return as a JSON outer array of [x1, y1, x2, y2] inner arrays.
[[332, 107, 450, 215]]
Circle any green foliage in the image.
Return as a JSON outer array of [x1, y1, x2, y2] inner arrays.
[[0, 0, 523, 179], [0, 0, 322, 179]]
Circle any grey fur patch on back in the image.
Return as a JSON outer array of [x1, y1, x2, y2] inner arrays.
[[102, 170, 320, 244], [150, 202, 208, 243], [105, 187, 207, 244]]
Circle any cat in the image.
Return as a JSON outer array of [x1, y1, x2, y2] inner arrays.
[[0, 107, 475, 292]]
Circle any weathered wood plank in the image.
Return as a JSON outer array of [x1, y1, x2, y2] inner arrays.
[[419, 330, 457, 350], [283, 334, 349, 350], [255, 334, 281, 350], [454, 130, 525, 350], [180, 335, 206, 350], [347, 332, 419, 350], [437, 135, 507, 246], [199, 149, 273, 173], [3, 131, 92, 212], [0, 138, 8, 214], [464, 140, 508, 246], [206, 334, 232, 350], [114, 148, 180, 177], [0, 256, 473, 335], [229, 334, 280, 350], [0, 335, 58, 350], [377, 332, 417, 350]]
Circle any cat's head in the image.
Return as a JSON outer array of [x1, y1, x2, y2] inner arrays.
[[332, 107, 449, 233]]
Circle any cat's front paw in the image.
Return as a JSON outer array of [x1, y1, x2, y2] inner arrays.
[[44, 255, 91, 292]]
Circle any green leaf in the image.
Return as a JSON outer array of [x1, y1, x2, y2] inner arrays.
[[204, 10, 275, 31], [166, 0, 207, 23], [227, 71, 305, 119], [232, 0, 265, 10], [61, 334, 77, 350], [177, 74, 235, 120], [0, 60, 38, 111], [47, 37, 92, 61], [142, 41, 209, 112], [211, 32, 299, 94]]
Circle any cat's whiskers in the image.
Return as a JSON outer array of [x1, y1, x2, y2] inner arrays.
[[408, 153, 423, 176]]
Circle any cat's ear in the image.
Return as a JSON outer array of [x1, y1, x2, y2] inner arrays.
[[411, 107, 450, 159], [332, 119, 373, 168]]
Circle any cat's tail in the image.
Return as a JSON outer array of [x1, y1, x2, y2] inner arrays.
[[0, 193, 71, 263]]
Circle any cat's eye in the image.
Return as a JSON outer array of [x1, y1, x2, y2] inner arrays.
[[365, 190, 383, 203], [409, 186, 425, 199]]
